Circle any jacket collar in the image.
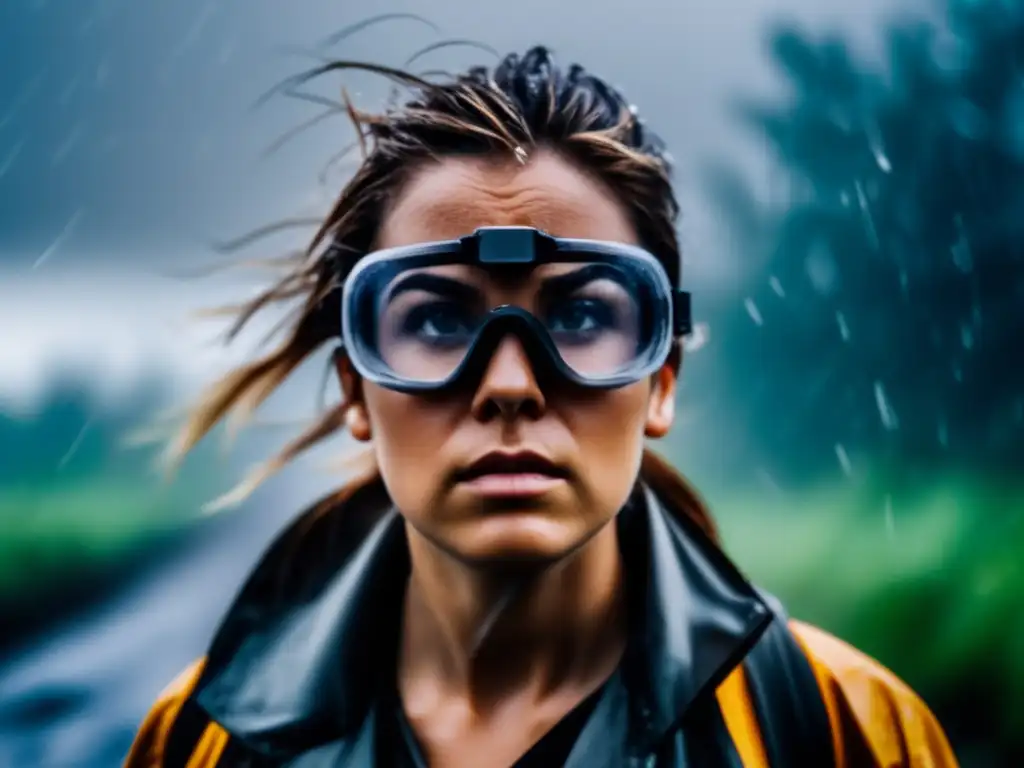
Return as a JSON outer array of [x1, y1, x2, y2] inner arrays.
[[192, 483, 771, 759]]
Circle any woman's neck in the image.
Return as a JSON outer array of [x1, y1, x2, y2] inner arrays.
[[398, 520, 626, 713]]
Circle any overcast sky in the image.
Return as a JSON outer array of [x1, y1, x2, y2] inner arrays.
[[0, 0, 926, 406]]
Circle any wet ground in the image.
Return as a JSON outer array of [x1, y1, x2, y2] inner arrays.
[[0, 495, 292, 768]]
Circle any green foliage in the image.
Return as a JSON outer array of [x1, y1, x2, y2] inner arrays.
[[703, 0, 1024, 483], [0, 374, 172, 486], [699, 3, 1024, 757], [0, 480, 191, 594], [0, 375, 213, 599], [709, 473, 1024, 749]]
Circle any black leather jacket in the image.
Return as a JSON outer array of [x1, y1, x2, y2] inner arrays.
[[168, 484, 830, 767]]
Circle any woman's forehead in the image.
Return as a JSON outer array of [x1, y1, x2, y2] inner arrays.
[[377, 150, 639, 249]]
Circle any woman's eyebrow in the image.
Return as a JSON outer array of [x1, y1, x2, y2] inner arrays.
[[538, 264, 631, 298], [385, 272, 482, 304]]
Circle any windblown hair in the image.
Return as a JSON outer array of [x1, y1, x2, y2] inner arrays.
[[173, 44, 718, 541]]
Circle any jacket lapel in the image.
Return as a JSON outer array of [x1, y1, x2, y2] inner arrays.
[[189, 483, 772, 765], [627, 486, 771, 750]]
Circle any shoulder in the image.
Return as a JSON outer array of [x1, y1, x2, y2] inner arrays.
[[123, 659, 230, 768], [789, 620, 960, 767]]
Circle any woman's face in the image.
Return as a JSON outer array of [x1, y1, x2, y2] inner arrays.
[[339, 148, 677, 565]]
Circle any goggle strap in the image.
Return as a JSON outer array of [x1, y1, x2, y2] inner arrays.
[[673, 290, 692, 337]]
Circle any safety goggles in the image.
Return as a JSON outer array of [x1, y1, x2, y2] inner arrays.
[[339, 226, 691, 393]]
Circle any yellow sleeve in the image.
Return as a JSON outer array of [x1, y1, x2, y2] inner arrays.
[[791, 620, 960, 768], [122, 659, 231, 768]]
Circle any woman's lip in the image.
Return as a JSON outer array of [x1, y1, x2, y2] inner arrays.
[[458, 473, 566, 497]]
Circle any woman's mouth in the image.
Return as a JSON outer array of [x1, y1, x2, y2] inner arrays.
[[455, 451, 568, 497]]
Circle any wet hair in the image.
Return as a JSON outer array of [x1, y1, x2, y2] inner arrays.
[[171, 44, 718, 542]]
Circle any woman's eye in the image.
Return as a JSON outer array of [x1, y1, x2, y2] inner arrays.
[[403, 302, 474, 341], [547, 299, 614, 336]]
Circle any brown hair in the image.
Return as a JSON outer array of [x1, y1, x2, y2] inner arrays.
[[172, 45, 718, 543]]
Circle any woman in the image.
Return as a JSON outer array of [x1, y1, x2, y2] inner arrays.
[[125, 47, 958, 767]]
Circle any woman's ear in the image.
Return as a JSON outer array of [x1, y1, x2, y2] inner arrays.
[[645, 346, 681, 438], [334, 348, 372, 442]]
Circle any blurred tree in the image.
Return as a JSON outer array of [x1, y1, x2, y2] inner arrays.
[[0, 373, 173, 487], [0, 375, 214, 653], [703, 0, 1024, 485]]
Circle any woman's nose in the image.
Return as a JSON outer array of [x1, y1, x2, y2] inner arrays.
[[470, 336, 547, 421]]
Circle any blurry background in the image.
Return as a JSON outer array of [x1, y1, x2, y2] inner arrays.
[[0, 0, 1021, 765]]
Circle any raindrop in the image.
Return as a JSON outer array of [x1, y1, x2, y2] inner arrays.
[[33, 209, 85, 269], [937, 419, 949, 447], [873, 148, 891, 173], [58, 419, 93, 469], [884, 494, 895, 540], [744, 298, 763, 326], [836, 311, 850, 341], [855, 180, 879, 249], [961, 324, 974, 349], [866, 122, 891, 172], [835, 444, 853, 477], [769, 276, 785, 297], [874, 381, 899, 431]]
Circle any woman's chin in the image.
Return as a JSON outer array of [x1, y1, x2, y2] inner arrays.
[[450, 514, 585, 565]]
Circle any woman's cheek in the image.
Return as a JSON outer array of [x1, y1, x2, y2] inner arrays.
[[568, 393, 648, 488]]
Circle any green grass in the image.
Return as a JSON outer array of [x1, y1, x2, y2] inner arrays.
[[0, 474, 209, 596], [708, 474, 1024, 742], [1, 462, 1020, 747]]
